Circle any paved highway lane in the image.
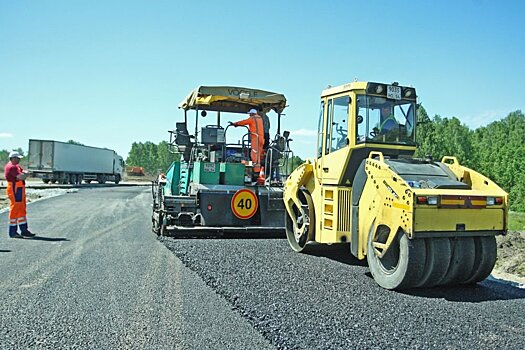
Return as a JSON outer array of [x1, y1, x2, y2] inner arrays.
[[0, 187, 273, 349], [2, 186, 524, 349]]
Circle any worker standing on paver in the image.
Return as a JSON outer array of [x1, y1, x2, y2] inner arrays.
[[4, 151, 35, 238], [231, 108, 265, 174]]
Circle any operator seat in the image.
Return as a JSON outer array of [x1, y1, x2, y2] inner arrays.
[[175, 122, 194, 162]]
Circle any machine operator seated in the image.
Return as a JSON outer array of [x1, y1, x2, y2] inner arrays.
[[371, 106, 400, 141]]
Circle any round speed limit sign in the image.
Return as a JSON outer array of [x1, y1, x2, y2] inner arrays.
[[231, 189, 258, 219]]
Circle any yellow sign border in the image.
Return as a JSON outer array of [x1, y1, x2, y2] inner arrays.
[[231, 189, 258, 219]]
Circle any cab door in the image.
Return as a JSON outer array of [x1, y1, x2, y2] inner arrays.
[[318, 94, 351, 184]]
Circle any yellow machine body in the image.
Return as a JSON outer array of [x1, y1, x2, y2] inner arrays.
[[284, 81, 508, 289]]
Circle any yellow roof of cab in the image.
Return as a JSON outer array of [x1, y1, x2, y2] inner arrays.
[[179, 86, 287, 114], [321, 81, 369, 97]]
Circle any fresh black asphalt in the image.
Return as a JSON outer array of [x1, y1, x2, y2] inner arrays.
[[1, 186, 524, 349]]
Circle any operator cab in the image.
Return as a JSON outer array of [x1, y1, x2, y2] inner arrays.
[[317, 81, 418, 185]]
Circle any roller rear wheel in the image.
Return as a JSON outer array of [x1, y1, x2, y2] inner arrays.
[[464, 236, 497, 284], [438, 237, 476, 286], [414, 238, 451, 288], [369, 234, 497, 289], [367, 225, 426, 290]]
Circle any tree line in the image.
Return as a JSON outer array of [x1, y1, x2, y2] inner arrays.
[[415, 107, 525, 211], [3, 109, 523, 211], [126, 140, 304, 177], [126, 141, 181, 176]]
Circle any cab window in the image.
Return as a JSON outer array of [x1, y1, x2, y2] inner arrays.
[[356, 95, 416, 145], [317, 101, 325, 158], [326, 96, 349, 154], [324, 99, 333, 155]]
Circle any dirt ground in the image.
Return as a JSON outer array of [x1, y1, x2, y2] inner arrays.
[[495, 231, 525, 278]]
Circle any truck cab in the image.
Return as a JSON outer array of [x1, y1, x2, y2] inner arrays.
[[114, 154, 124, 179]]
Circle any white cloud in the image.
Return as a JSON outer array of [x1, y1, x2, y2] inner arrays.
[[0, 132, 13, 138], [290, 128, 317, 137], [462, 110, 507, 129]]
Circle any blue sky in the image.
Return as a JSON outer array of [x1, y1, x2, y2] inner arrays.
[[1, 0, 523, 159]]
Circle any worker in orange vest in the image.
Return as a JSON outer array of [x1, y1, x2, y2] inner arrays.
[[231, 108, 265, 174], [4, 151, 35, 238]]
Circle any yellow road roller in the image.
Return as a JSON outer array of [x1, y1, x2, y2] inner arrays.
[[283, 81, 508, 289]]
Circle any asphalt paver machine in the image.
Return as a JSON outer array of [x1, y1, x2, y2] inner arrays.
[[284, 81, 508, 289], [152, 86, 293, 236]]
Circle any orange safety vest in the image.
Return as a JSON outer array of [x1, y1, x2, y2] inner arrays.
[[234, 114, 265, 171], [7, 179, 27, 221]]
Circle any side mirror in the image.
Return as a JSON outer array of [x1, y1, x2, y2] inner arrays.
[[283, 130, 290, 139]]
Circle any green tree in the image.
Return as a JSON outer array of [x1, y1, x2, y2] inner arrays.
[[472, 110, 525, 211], [286, 155, 304, 174], [126, 141, 180, 175], [1, 147, 26, 168], [415, 115, 474, 167], [157, 141, 180, 172], [67, 140, 84, 145]]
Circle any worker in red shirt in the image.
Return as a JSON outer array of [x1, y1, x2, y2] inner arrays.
[[231, 108, 265, 174], [4, 151, 35, 238]]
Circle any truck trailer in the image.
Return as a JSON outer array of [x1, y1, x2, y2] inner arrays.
[[28, 139, 124, 184]]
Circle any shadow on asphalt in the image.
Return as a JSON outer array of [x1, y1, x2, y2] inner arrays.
[[0, 249, 11, 253], [312, 243, 525, 302], [28, 236, 70, 242], [303, 243, 368, 267], [384, 277, 525, 302]]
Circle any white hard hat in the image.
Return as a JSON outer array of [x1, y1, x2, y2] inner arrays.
[[248, 108, 258, 114], [9, 151, 23, 159]]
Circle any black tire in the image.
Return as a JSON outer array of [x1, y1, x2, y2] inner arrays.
[[438, 237, 476, 286], [285, 189, 315, 252], [43, 179, 50, 184], [414, 238, 451, 288], [152, 211, 162, 236], [367, 225, 427, 290], [114, 175, 121, 185], [464, 236, 497, 284], [85, 180, 92, 184], [159, 218, 166, 236], [70, 174, 77, 185]]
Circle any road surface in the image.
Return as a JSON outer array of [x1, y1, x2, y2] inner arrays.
[[0, 187, 272, 349], [1, 186, 524, 349]]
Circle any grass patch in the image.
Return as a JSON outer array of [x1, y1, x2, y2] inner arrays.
[[509, 211, 525, 231]]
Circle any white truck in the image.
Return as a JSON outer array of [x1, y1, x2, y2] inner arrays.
[[28, 139, 124, 184]]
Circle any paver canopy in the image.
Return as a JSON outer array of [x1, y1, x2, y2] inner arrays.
[[178, 86, 287, 114]]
